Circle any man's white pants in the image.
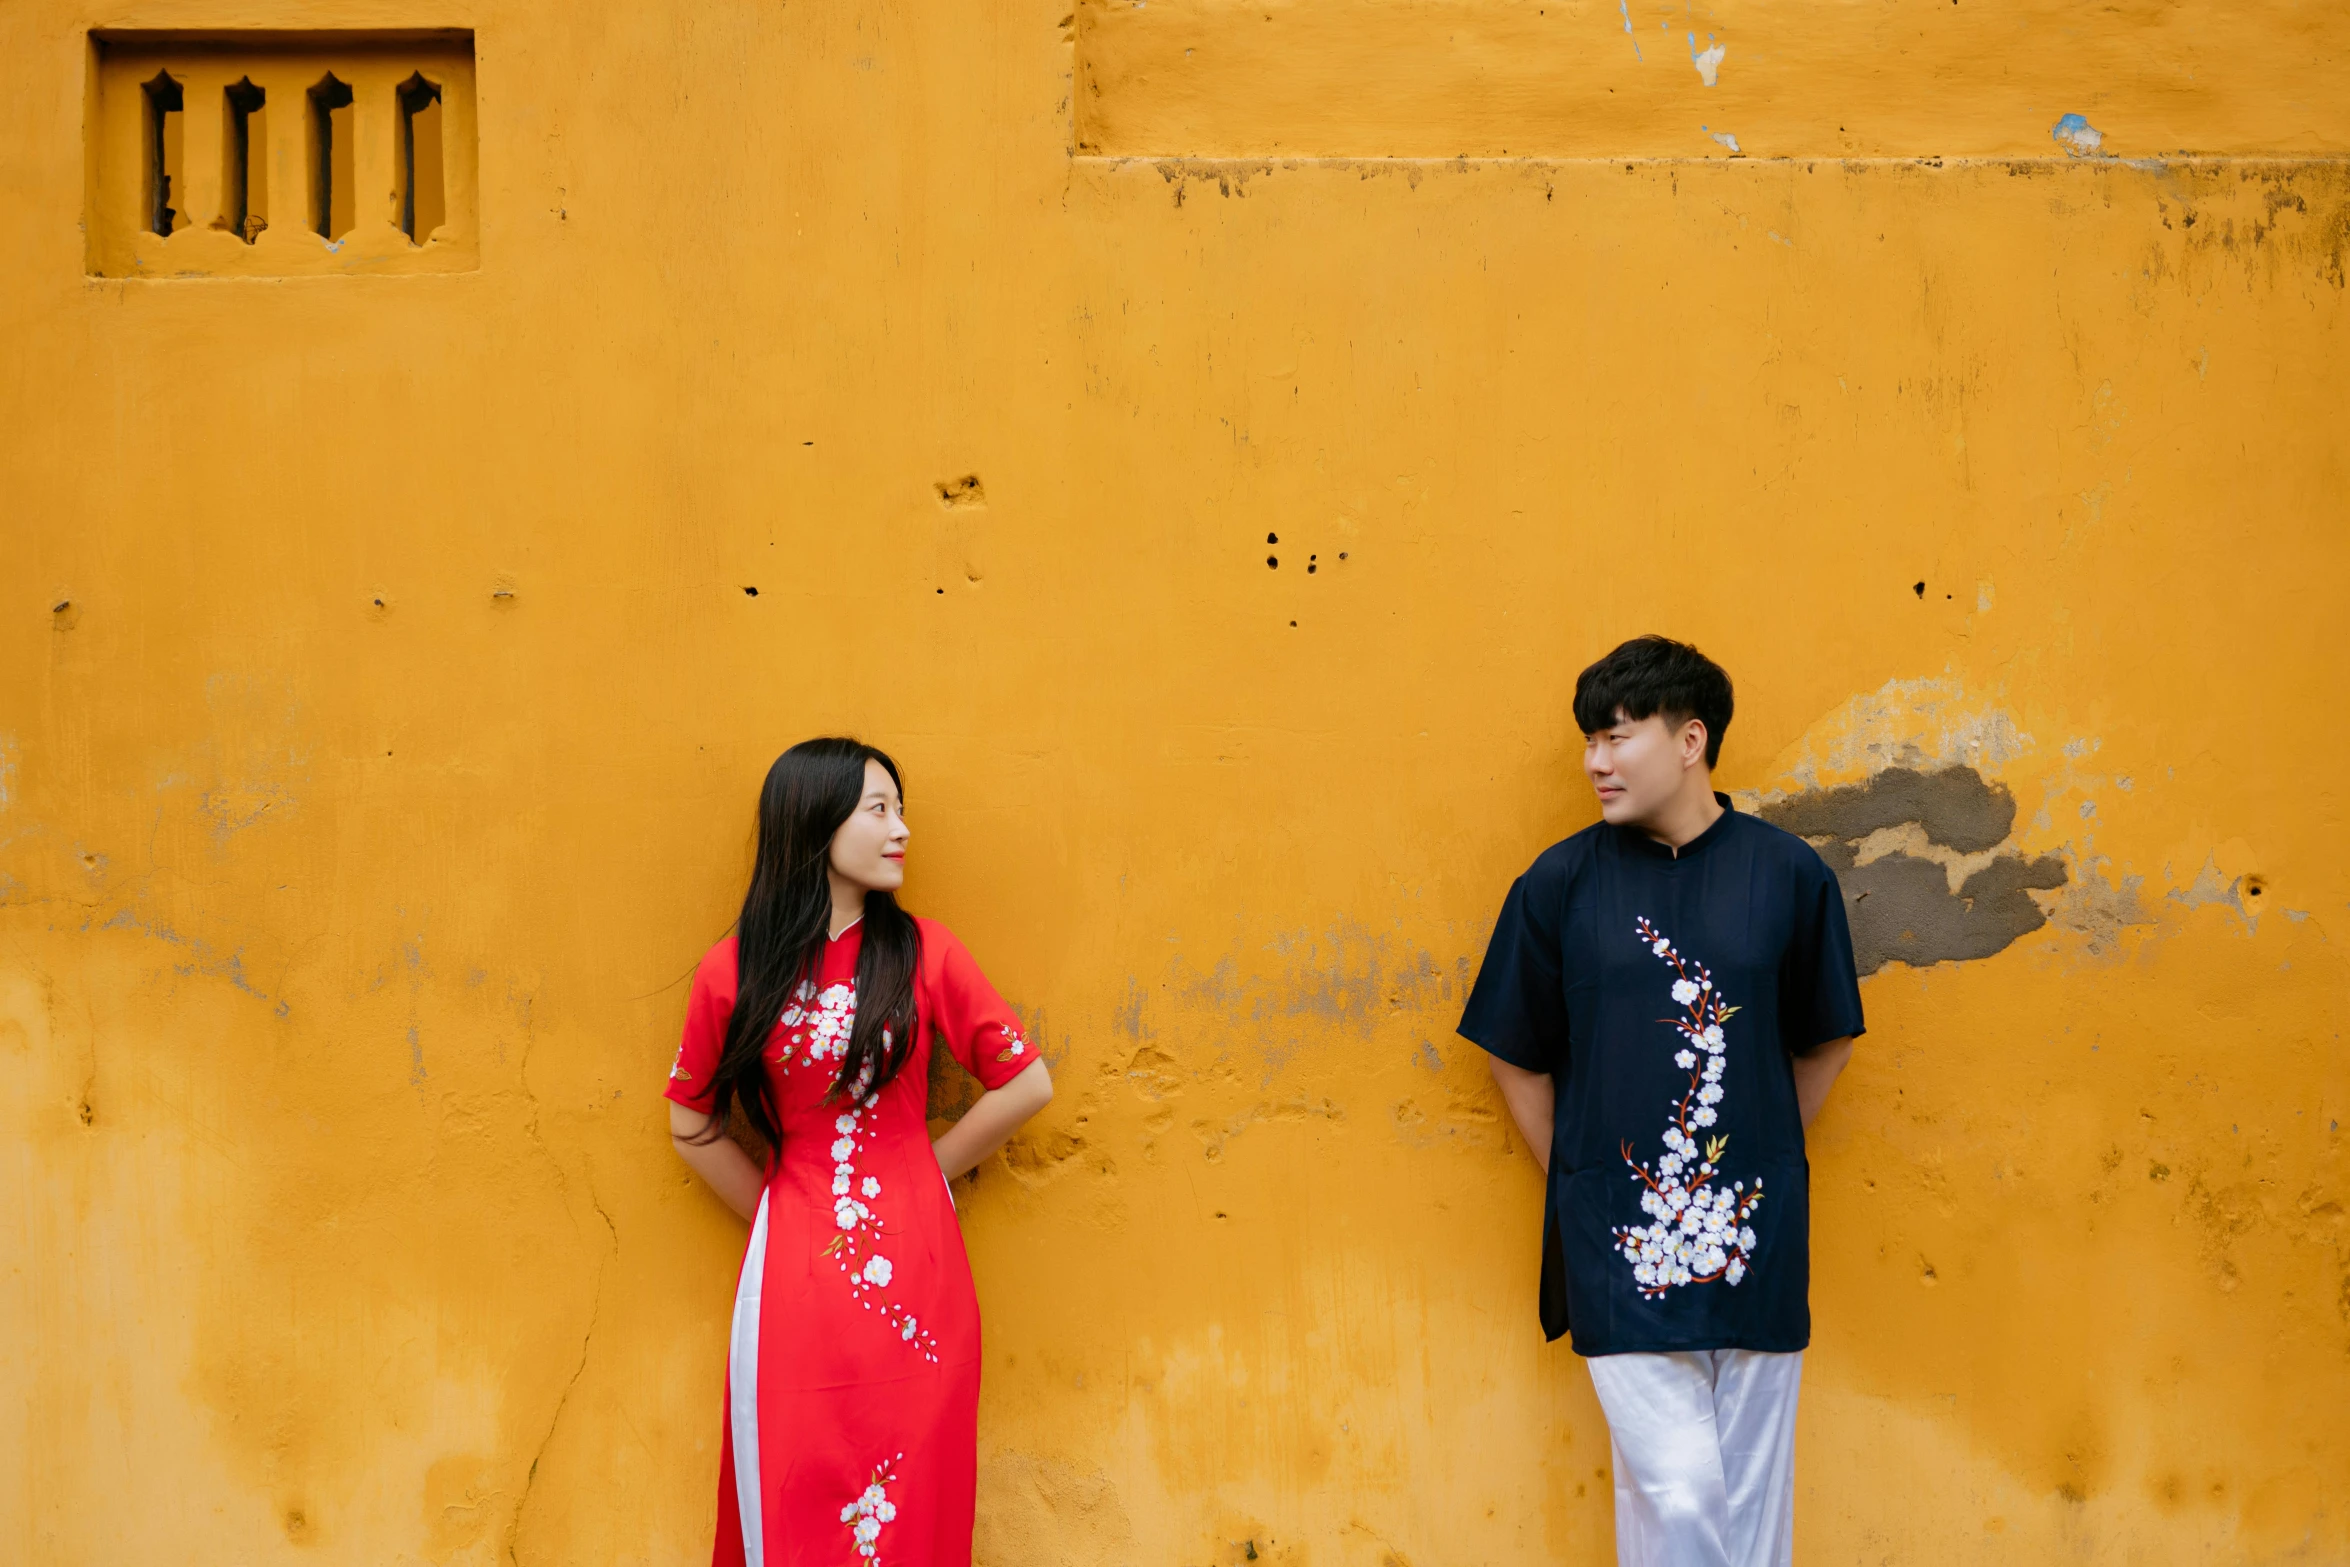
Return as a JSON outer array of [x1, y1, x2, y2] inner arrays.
[[1584, 1349, 1802, 1567]]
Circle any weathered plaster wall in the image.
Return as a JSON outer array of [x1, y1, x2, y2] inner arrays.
[[3, 1, 2345, 1564]]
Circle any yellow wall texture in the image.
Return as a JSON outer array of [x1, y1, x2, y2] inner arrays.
[[4, 1, 2347, 1563]]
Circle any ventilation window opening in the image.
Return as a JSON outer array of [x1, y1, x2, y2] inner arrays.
[[307, 72, 355, 240], [395, 73, 446, 243], [142, 71, 185, 236], [219, 78, 267, 242]]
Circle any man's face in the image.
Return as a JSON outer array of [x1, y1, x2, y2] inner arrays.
[[1583, 710, 1705, 825]]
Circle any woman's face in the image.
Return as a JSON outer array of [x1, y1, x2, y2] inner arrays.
[[829, 758, 909, 893]]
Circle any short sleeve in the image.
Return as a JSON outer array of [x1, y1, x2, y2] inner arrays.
[[923, 925, 1038, 1092], [1784, 852, 1867, 1054], [664, 942, 738, 1114], [1458, 866, 1569, 1074]]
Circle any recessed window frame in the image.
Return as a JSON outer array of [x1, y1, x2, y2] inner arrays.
[[88, 30, 479, 278]]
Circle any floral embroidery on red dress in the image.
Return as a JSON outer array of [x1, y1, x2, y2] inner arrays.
[[775, 980, 942, 1362], [839, 1455, 901, 1561], [1613, 917, 1765, 1298], [991, 1022, 1030, 1066]]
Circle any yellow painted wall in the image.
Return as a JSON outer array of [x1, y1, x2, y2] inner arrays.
[[4, 2, 2346, 1563]]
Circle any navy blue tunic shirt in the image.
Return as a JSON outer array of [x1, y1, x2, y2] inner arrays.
[[1459, 796, 1866, 1356]]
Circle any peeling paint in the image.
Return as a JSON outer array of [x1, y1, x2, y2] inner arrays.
[[2047, 857, 2157, 957], [1758, 677, 2034, 793], [2053, 112, 2105, 156], [1690, 33, 1725, 87]]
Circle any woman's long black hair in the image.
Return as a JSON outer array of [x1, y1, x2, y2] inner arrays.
[[694, 738, 922, 1153]]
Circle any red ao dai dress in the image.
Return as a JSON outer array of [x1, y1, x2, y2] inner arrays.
[[665, 918, 1037, 1567]]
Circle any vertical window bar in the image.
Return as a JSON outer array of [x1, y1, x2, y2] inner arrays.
[[142, 71, 184, 236], [221, 78, 267, 243], [307, 72, 354, 239], [395, 73, 445, 243]]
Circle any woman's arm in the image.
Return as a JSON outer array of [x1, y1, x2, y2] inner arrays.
[[1488, 1056, 1555, 1175], [669, 1101, 767, 1222], [1793, 1036, 1855, 1129], [931, 1058, 1053, 1181]]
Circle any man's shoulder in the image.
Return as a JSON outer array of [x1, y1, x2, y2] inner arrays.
[[1726, 808, 1839, 882], [1523, 822, 1607, 885]]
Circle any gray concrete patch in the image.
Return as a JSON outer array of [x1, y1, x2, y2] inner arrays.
[[1759, 765, 2070, 976]]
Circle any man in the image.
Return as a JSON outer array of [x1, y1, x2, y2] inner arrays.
[[1459, 635, 1863, 1567]]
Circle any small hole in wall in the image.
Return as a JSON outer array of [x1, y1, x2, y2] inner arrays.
[[1912, 581, 1926, 598], [142, 72, 185, 236], [1267, 532, 1278, 543], [1266, 555, 1278, 568], [1339, 552, 1348, 560], [2243, 877, 2265, 901], [742, 586, 759, 597], [1307, 553, 1317, 574]]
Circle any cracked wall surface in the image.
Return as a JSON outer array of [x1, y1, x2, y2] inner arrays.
[[4, 1, 2348, 1564]]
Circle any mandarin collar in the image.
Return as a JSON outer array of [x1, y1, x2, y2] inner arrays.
[[1615, 792, 1737, 861]]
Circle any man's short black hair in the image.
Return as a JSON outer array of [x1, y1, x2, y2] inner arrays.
[[1573, 635, 1735, 769]]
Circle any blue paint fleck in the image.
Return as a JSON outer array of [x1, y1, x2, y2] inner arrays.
[[2052, 113, 2105, 156]]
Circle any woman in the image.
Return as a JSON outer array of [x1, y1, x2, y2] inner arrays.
[[665, 738, 1054, 1567]]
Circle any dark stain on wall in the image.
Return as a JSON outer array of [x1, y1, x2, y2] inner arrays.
[[1758, 765, 2069, 977]]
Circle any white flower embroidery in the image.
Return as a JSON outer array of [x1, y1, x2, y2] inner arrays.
[[994, 1023, 1031, 1065], [1613, 917, 1765, 1299], [838, 1456, 902, 1561], [769, 978, 940, 1361]]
